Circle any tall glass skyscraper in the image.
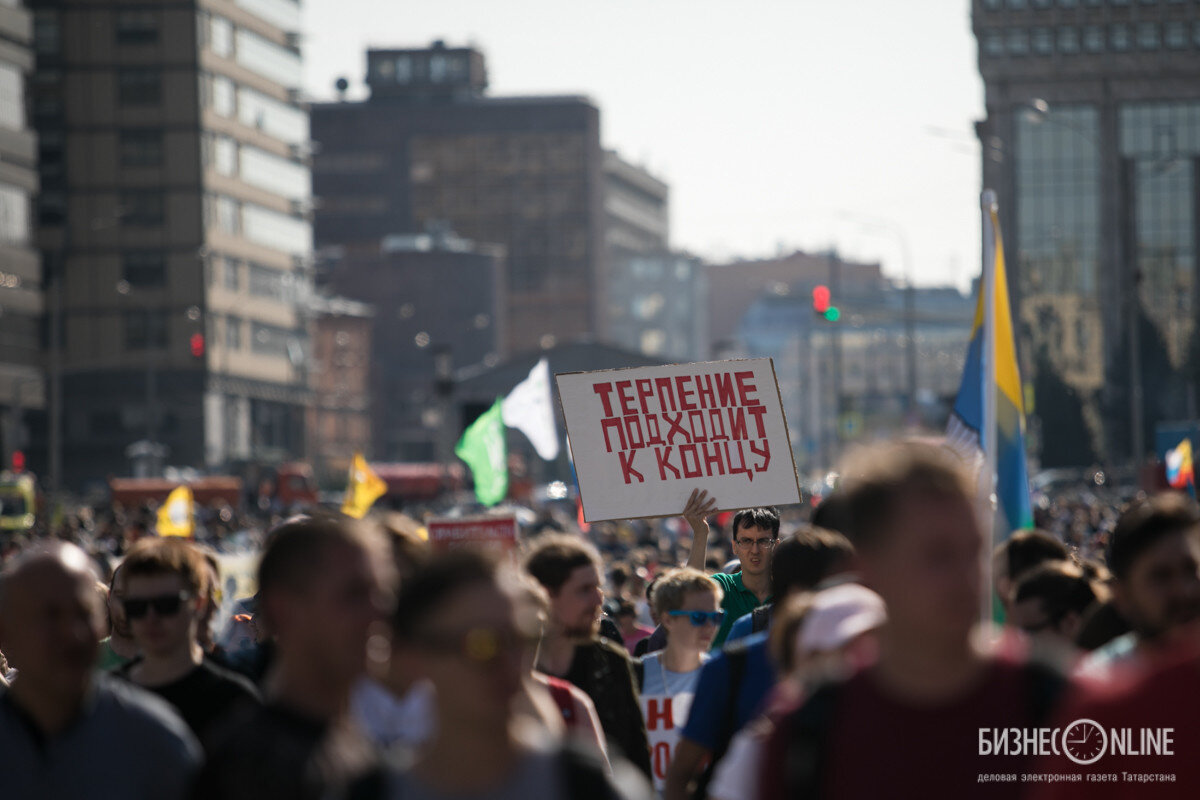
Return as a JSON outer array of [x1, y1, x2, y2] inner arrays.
[[974, 0, 1200, 469]]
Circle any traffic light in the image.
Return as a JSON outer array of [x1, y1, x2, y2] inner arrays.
[[812, 285, 839, 322], [11, 450, 24, 473], [190, 332, 206, 359]]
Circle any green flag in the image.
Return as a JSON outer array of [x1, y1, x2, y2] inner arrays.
[[456, 397, 508, 506]]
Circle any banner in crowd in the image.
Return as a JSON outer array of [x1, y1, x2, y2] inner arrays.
[[427, 514, 518, 552], [556, 358, 801, 522]]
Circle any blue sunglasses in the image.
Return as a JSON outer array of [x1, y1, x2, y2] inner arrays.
[[667, 610, 725, 627]]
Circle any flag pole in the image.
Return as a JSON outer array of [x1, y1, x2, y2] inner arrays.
[[981, 189, 999, 629]]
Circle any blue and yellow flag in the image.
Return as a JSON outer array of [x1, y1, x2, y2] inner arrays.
[[947, 204, 1033, 539]]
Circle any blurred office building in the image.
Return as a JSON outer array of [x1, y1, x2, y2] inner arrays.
[[312, 42, 669, 357], [29, 0, 314, 489], [975, 0, 1200, 467], [320, 224, 504, 463]]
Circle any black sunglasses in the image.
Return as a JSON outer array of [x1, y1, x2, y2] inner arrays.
[[122, 592, 190, 620]]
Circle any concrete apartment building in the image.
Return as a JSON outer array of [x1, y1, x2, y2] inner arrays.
[[30, 0, 314, 490], [974, 0, 1200, 466], [0, 0, 42, 471], [311, 43, 608, 356]]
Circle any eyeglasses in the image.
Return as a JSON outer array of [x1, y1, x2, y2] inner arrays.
[[666, 610, 725, 627], [415, 627, 539, 665], [735, 537, 777, 550], [122, 592, 190, 620]]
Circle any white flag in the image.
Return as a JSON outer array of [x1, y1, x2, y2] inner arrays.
[[501, 358, 560, 461]]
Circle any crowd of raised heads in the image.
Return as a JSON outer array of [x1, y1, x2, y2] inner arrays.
[[1, 436, 1198, 798]]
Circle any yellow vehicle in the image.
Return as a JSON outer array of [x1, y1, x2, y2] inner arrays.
[[0, 472, 36, 534]]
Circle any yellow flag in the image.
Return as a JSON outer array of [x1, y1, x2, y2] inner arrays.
[[157, 486, 195, 538], [342, 453, 387, 519]]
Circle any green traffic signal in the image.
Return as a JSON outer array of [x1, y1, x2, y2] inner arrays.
[[824, 307, 840, 322]]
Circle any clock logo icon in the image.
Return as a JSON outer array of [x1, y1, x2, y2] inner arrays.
[[1062, 719, 1107, 765]]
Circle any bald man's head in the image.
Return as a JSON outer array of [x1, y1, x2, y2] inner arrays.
[[0, 541, 104, 701]]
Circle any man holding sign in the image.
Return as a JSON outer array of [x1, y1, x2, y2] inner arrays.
[[679, 488, 778, 650]]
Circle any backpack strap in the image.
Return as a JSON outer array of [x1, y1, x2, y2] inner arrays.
[[560, 741, 617, 800], [780, 680, 841, 797], [1023, 659, 1067, 727], [751, 604, 772, 634]]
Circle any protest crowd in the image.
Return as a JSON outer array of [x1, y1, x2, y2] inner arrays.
[[0, 436, 1199, 799]]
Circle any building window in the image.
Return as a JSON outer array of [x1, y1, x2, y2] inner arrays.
[[122, 251, 166, 287], [207, 195, 241, 235], [119, 129, 163, 167], [250, 322, 293, 357], [1193, 21, 1200, 49], [1083, 25, 1105, 52], [1032, 27, 1054, 55], [1137, 23, 1160, 51], [1058, 27, 1081, 54], [118, 69, 162, 105], [38, 192, 65, 226], [1109, 24, 1131, 53], [34, 12, 59, 56], [123, 311, 168, 350], [212, 135, 239, 176], [1007, 29, 1030, 56], [1058, 0, 1078, 7], [210, 15, 234, 58], [225, 316, 242, 349], [983, 31, 1006, 56], [120, 191, 165, 227], [247, 262, 287, 299], [115, 10, 158, 44], [983, 0, 1002, 9], [1032, 0, 1052, 8], [0, 183, 30, 245], [0, 65, 24, 130], [223, 257, 242, 290], [1007, 0, 1027, 8], [1165, 21, 1187, 49]]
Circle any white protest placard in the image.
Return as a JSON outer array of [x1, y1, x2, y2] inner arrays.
[[556, 358, 801, 522]]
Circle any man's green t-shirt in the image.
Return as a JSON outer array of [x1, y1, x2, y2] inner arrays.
[[709, 571, 770, 649]]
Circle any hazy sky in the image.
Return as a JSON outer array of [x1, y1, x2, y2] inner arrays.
[[303, 0, 985, 291]]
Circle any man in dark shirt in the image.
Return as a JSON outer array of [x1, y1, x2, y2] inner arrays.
[[194, 514, 397, 800], [525, 533, 653, 779], [114, 537, 259, 745], [0, 542, 200, 799]]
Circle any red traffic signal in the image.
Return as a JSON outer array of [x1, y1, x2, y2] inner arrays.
[[812, 285, 831, 314], [190, 332, 205, 359], [11, 450, 24, 473]]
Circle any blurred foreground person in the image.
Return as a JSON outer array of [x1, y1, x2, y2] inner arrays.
[[194, 515, 396, 800], [114, 538, 259, 746], [706, 583, 886, 800], [0, 542, 200, 799], [525, 534, 653, 777], [762, 441, 1066, 800], [387, 549, 652, 800], [1077, 492, 1200, 679]]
